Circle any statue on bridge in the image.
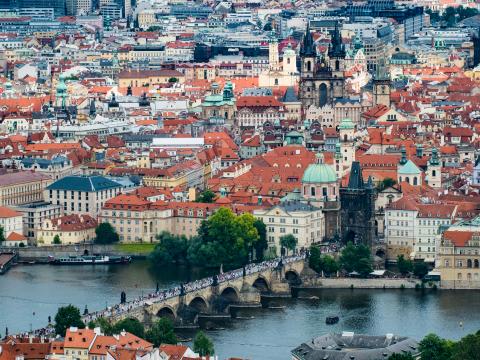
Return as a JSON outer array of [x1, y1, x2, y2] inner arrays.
[[180, 283, 185, 296], [243, 266, 246, 277], [212, 274, 218, 286], [120, 291, 126, 304]]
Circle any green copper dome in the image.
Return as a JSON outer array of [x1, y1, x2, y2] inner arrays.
[[302, 154, 337, 183], [339, 118, 354, 130]]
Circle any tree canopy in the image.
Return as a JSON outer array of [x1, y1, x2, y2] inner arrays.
[[397, 255, 413, 275], [280, 234, 297, 255], [145, 318, 177, 347], [193, 331, 215, 356], [112, 318, 144, 338], [95, 223, 119, 244], [339, 242, 373, 276], [195, 189, 216, 203], [187, 208, 263, 269], [309, 246, 339, 275], [54, 305, 85, 336], [148, 208, 267, 269], [149, 232, 189, 267], [53, 234, 61, 245]]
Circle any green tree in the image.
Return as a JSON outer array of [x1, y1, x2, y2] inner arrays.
[[54, 305, 85, 336], [452, 333, 480, 360], [88, 317, 113, 335], [442, 7, 457, 26], [356, 258, 373, 277], [168, 77, 178, 83], [321, 255, 339, 275], [253, 219, 267, 261], [187, 208, 261, 269], [339, 242, 372, 275], [280, 234, 297, 255], [377, 177, 396, 191], [149, 232, 189, 267], [112, 318, 144, 338], [413, 261, 429, 278], [419, 333, 453, 360], [397, 255, 413, 275], [95, 223, 119, 244], [309, 246, 322, 273], [145, 318, 177, 347], [53, 234, 61, 245], [193, 331, 215, 356], [147, 25, 161, 31], [0, 226, 5, 245], [195, 189, 216, 203]]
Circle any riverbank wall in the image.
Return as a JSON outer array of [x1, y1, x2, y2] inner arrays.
[[299, 276, 420, 289], [0, 244, 147, 262]]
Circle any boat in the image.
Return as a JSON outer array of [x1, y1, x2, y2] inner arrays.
[[326, 316, 339, 325], [48, 254, 132, 265]]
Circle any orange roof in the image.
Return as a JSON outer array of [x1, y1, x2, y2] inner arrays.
[[64, 328, 96, 349], [443, 230, 477, 247], [26, 143, 81, 151], [0, 206, 22, 218], [6, 232, 26, 241]]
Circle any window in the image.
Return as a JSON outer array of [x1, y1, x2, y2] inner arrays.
[[280, 227, 286, 233]]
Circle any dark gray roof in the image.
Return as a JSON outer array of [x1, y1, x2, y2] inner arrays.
[[281, 87, 299, 103], [292, 333, 420, 360], [279, 199, 319, 212], [46, 176, 121, 192]]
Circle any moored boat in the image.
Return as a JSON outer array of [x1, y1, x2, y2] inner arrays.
[[48, 254, 131, 265]]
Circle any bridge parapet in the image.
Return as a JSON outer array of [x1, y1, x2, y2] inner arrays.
[[83, 255, 306, 327]]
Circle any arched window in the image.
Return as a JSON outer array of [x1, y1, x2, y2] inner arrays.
[[468, 259, 473, 268], [311, 187, 316, 196], [344, 134, 348, 142], [474, 259, 479, 268], [274, 78, 278, 86], [287, 58, 290, 64], [405, 177, 410, 184], [413, 177, 418, 186], [335, 59, 340, 71], [306, 61, 311, 72], [432, 170, 436, 177]]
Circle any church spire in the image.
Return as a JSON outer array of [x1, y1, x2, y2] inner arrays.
[[328, 21, 345, 59], [300, 22, 316, 57]]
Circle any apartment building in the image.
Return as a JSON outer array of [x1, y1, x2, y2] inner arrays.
[[254, 200, 325, 255], [0, 171, 51, 206], [44, 176, 123, 217]]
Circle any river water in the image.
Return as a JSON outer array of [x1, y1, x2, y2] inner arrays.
[[1, 261, 480, 360]]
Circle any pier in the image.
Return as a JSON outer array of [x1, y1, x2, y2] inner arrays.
[[0, 251, 18, 275]]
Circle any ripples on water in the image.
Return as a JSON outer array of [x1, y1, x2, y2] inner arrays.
[[2, 263, 480, 359]]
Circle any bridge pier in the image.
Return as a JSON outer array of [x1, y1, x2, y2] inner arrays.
[[105, 258, 307, 329]]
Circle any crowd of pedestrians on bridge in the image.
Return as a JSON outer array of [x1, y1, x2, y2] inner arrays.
[[25, 254, 306, 336], [83, 254, 306, 324]]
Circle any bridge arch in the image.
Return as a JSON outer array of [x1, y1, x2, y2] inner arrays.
[[220, 286, 240, 303], [252, 276, 270, 293], [156, 306, 176, 321], [188, 296, 209, 314], [285, 269, 301, 285]]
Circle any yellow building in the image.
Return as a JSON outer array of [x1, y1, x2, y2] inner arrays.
[[64, 328, 98, 360], [118, 69, 185, 88], [436, 217, 480, 289], [37, 214, 97, 246], [0, 171, 51, 206]]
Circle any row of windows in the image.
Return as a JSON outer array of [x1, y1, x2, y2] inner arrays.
[[267, 217, 299, 224]]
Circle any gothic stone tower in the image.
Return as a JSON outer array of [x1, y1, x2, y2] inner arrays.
[[299, 21, 346, 109], [340, 162, 376, 247]]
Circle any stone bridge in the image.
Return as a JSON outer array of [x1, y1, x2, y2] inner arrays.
[[108, 258, 306, 326]]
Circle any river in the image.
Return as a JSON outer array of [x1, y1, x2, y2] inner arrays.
[[1, 261, 480, 360]]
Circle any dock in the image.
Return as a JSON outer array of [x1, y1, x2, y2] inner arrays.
[[0, 251, 18, 275]]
